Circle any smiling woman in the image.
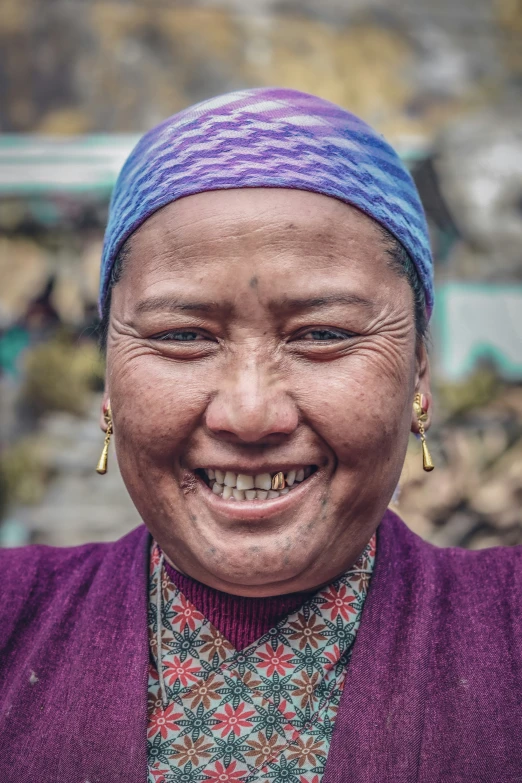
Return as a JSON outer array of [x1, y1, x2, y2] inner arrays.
[[1, 89, 521, 783], [102, 188, 422, 598]]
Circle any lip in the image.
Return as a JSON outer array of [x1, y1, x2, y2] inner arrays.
[[192, 469, 322, 522]]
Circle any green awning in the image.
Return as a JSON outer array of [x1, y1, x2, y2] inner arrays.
[[0, 135, 140, 195]]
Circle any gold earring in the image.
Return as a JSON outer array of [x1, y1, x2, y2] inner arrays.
[[96, 405, 113, 475], [271, 471, 285, 490], [413, 393, 434, 472]]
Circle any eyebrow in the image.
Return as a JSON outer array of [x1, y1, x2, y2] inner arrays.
[[134, 295, 230, 315], [133, 292, 375, 316], [271, 293, 376, 313]]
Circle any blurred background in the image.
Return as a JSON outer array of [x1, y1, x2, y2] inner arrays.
[[1, 0, 521, 549]]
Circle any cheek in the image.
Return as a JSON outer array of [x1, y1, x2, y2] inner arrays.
[[108, 355, 212, 456], [291, 351, 413, 465]]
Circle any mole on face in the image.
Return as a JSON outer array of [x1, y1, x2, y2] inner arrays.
[[249, 276, 258, 289]]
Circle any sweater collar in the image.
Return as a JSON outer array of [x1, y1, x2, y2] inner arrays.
[[164, 560, 318, 650]]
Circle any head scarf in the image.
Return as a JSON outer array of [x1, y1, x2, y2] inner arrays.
[[100, 87, 433, 316]]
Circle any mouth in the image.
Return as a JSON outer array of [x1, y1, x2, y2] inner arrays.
[[195, 466, 317, 502]]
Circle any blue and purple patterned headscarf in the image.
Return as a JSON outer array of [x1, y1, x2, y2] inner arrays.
[[100, 87, 433, 316]]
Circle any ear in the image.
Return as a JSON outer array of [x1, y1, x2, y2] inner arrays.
[[411, 341, 432, 434], [99, 391, 111, 432]]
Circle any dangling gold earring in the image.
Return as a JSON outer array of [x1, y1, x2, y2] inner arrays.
[[96, 405, 112, 475], [413, 393, 434, 472]]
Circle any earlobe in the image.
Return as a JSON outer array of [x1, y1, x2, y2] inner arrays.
[[411, 392, 431, 433], [412, 342, 432, 432], [99, 395, 111, 431]]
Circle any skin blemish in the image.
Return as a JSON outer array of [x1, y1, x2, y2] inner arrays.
[[249, 276, 258, 288], [180, 473, 198, 495]]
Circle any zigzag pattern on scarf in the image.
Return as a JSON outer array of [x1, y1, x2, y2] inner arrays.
[[100, 88, 433, 316]]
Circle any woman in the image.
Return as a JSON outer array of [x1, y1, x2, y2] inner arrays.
[[1, 88, 520, 783]]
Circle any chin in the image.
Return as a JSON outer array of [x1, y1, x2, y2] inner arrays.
[[223, 556, 306, 589]]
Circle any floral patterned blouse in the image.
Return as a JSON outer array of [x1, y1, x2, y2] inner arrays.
[[147, 537, 376, 783]]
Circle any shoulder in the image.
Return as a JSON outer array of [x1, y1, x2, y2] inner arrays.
[[381, 507, 522, 582], [431, 530, 522, 589], [0, 524, 149, 591], [0, 525, 150, 645], [0, 536, 108, 583], [379, 509, 522, 640]]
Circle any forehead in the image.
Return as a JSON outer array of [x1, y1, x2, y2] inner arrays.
[[126, 188, 387, 267], [113, 189, 415, 328]]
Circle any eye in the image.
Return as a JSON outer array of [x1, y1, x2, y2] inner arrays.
[[154, 330, 209, 342], [298, 328, 355, 341], [146, 327, 218, 360]]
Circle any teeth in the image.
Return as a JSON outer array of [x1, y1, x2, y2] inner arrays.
[[271, 471, 285, 491], [224, 471, 236, 487], [205, 467, 313, 500], [237, 474, 254, 491], [254, 473, 272, 491]]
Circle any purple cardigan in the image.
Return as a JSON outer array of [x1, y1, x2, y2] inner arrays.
[[1, 510, 521, 782]]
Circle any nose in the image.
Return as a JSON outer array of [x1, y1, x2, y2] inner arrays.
[[205, 355, 299, 444]]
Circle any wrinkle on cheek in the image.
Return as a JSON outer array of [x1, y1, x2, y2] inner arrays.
[[109, 345, 156, 383], [107, 328, 156, 385], [351, 330, 415, 390]]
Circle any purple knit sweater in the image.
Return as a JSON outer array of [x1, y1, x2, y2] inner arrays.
[[165, 560, 315, 649], [1, 510, 521, 782]]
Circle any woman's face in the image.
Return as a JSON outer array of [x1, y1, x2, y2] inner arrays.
[[105, 189, 430, 595]]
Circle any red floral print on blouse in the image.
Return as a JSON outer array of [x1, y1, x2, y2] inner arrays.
[[147, 534, 376, 783]]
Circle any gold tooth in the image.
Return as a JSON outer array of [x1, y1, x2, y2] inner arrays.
[[271, 471, 285, 491]]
